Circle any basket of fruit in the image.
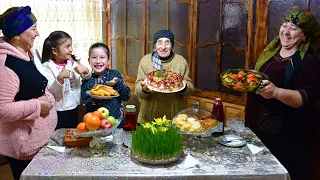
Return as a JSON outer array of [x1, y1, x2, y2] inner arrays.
[[74, 107, 121, 137], [172, 102, 219, 136], [220, 69, 269, 92]]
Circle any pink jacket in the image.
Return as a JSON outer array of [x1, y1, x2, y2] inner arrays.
[[0, 38, 57, 160]]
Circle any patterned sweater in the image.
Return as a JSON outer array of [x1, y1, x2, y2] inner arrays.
[[81, 69, 131, 119], [135, 53, 194, 123], [0, 38, 57, 160]]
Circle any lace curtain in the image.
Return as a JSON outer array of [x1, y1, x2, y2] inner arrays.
[[0, 0, 104, 67]]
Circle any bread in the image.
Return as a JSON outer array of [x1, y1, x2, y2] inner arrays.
[[90, 84, 119, 96]]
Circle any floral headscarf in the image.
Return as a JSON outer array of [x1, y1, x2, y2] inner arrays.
[[254, 9, 320, 71]]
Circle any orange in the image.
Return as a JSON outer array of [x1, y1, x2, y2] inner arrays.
[[92, 111, 103, 120], [85, 115, 101, 130], [83, 112, 93, 122], [77, 122, 88, 132]]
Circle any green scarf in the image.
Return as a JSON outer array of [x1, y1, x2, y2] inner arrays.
[[254, 9, 320, 71]]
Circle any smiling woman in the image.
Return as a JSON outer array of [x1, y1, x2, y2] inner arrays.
[[247, 9, 320, 180], [0, 6, 57, 180], [135, 30, 195, 124]]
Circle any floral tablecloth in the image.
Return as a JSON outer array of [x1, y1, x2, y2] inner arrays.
[[21, 128, 290, 180]]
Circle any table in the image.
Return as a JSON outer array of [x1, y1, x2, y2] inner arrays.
[[21, 128, 290, 180]]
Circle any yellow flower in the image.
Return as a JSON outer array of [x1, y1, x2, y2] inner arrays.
[[161, 115, 171, 127], [154, 117, 163, 126], [142, 123, 151, 129], [159, 127, 168, 132], [151, 126, 158, 134]]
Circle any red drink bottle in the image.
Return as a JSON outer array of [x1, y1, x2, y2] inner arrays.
[[211, 98, 225, 136]]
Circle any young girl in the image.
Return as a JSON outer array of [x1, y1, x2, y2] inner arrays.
[[42, 31, 91, 129], [81, 43, 131, 124]]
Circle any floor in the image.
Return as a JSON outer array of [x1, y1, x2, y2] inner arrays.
[[0, 163, 13, 180]]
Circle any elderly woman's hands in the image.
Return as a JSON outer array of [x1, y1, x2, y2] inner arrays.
[[255, 80, 279, 99], [39, 99, 53, 118], [141, 81, 152, 93]]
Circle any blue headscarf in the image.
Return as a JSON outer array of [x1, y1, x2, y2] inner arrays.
[[0, 6, 37, 38]]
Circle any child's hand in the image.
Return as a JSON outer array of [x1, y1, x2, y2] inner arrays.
[[74, 63, 89, 74], [106, 77, 118, 86], [57, 66, 70, 84]]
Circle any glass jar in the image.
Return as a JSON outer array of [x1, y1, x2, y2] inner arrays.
[[123, 105, 137, 131]]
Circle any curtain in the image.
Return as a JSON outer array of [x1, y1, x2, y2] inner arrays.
[[0, 0, 104, 67]]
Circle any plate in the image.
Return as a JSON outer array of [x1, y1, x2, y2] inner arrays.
[[86, 91, 119, 100], [74, 119, 121, 137], [218, 134, 247, 147], [144, 79, 186, 93], [131, 151, 184, 166], [172, 118, 219, 137], [220, 69, 269, 92]]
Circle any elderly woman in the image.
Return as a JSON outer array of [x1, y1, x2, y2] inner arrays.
[[247, 9, 320, 179], [135, 30, 194, 123], [0, 6, 57, 180]]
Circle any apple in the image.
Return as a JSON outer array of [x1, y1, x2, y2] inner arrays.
[[83, 112, 93, 122], [100, 119, 112, 129], [107, 116, 117, 126], [97, 107, 110, 119]]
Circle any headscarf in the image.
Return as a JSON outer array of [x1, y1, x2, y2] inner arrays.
[[255, 9, 319, 71], [152, 30, 175, 70], [254, 9, 319, 88], [0, 6, 37, 38]]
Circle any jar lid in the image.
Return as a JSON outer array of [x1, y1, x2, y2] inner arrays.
[[215, 97, 222, 101], [126, 105, 136, 109]]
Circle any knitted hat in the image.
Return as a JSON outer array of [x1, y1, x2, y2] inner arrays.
[[153, 30, 174, 47], [0, 6, 37, 38]]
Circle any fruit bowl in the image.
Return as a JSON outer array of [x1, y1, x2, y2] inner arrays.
[[172, 102, 219, 136], [220, 69, 269, 92], [74, 119, 121, 137]]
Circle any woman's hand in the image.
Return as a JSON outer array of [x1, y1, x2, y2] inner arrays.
[[39, 99, 53, 118], [57, 66, 70, 84], [255, 80, 279, 99], [141, 81, 152, 93], [74, 63, 89, 74], [106, 77, 118, 86]]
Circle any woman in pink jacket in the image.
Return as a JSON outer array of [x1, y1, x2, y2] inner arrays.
[[0, 6, 57, 180]]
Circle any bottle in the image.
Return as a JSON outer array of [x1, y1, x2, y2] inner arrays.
[[211, 97, 225, 136], [123, 105, 137, 131]]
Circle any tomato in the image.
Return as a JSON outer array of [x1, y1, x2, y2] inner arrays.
[[246, 74, 255, 79], [230, 74, 238, 80], [237, 73, 245, 80], [246, 77, 259, 83], [232, 81, 245, 91]]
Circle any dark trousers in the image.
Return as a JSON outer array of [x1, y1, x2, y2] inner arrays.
[[56, 107, 78, 130], [258, 132, 314, 180], [6, 157, 31, 180]]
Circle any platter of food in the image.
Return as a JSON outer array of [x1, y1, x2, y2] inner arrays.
[[172, 113, 219, 136], [172, 102, 219, 136], [145, 70, 185, 93], [220, 69, 269, 92], [87, 84, 119, 99]]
